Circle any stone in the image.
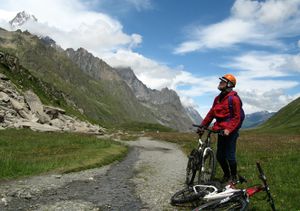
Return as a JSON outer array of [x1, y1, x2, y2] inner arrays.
[[36, 113, 51, 124], [24, 90, 44, 115], [14, 121, 61, 132], [44, 105, 65, 119], [0, 92, 10, 102], [49, 119, 64, 129], [0, 73, 9, 81], [10, 98, 24, 111]]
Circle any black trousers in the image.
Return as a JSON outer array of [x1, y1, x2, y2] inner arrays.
[[216, 131, 239, 177]]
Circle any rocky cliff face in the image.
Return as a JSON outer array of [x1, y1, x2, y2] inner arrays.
[[66, 48, 121, 81], [184, 106, 203, 124], [114, 67, 180, 105], [114, 67, 196, 131], [9, 11, 38, 28]]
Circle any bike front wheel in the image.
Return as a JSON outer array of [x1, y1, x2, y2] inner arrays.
[[171, 185, 214, 206], [186, 149, 200, 185], [198, 149, 216, 184]]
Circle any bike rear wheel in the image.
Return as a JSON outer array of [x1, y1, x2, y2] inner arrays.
[[186, 149, 201, 185], [171, 185, 214, 205], [198, 149, 216, 184]]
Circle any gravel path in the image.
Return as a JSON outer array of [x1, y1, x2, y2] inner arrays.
[[0, 137, 187, 211]]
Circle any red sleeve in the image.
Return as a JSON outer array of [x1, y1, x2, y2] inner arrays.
[[226, 96, 242, 133], [200, 97, 218, 127]]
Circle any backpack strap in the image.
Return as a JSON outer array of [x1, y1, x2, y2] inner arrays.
[[228, 95, 234, 119]]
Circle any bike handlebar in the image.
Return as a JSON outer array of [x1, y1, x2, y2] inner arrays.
[[192, 124, 224, 135]]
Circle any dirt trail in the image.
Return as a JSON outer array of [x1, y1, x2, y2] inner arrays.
[[0, 137, 187, 211]]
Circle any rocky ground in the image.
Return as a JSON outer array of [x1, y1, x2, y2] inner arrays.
[[0, 137, 187, 211]]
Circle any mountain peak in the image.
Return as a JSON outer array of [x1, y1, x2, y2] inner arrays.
[[9, 11, 38, 28]]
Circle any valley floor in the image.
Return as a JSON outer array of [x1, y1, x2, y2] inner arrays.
[[0, 137, 187, 211]]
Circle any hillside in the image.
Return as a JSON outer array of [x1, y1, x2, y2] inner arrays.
[[0, 28, 199, 131], [256, 97, 300, 134], [242, 111, 275, 128], [0, 28, 158, 127]]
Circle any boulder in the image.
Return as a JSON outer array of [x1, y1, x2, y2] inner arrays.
[[44, 105, 65, 119], [49, 118, 65, 129], [10, 98, 24, 111], [36, 113, 51, 124], [0, 92, 10, 102], [0, 73, 9, 81], [24, 90, 44, 114]]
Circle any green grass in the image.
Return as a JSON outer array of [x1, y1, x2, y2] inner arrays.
[[0, 129, 128, 180], [146, 130, 300, 210]]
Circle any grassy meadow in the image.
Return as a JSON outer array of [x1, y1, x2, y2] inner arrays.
[[0, 129, 128, 180], [146, 130, 300, 210]]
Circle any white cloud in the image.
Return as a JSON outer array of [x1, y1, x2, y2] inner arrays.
[[225, 52, 300, 79], [0, 0, 299, 116], [174, 0, 300, 54], [175, 19, 257, 54], [0, 0, 141, 55], [238, 89, 298, 113], [104, 49, 177, 89], [218, 51, 300, 113]]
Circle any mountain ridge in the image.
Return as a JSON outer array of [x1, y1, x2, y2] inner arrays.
[[257, 97, 300, 133], [114, 67, 199, 131], [242, 110, 275, 128], [0, 26, 201, 131]]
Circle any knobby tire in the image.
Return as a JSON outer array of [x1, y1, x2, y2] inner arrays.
[[198, 149, 216, 184], [186, 149, 200, 185], [195, 195, 248, 211], [171, 186, 211, 205]]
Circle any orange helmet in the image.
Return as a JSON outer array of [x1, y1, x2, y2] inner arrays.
[[219, 74, 236, 87]]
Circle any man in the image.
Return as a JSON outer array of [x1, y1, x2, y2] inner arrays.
[[198, 74, 244, 183]]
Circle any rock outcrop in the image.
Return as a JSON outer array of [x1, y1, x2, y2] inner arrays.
[[114, 67, 198, 131], [0, 52, 105, 134], [66, 48, 121, 81]]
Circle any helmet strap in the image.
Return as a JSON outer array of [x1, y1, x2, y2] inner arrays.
[[227, 81, 234, 88]]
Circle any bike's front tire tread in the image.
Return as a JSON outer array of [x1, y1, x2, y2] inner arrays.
[[170, 186, 207, 205], [198, 149, 216, 183], [186, 149, 200, 185], [195, 195, 248, 211]]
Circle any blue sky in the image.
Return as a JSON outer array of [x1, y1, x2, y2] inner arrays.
[[0, 0, 300, 117]]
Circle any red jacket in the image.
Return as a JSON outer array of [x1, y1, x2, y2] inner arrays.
[[201, 91, 242, 133]]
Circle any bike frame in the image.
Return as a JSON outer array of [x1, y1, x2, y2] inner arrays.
[[192, 162, 276, 211], [197, 136, 212, 172], [193, 182, 263, 202]]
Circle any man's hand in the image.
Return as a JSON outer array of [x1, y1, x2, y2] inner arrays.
[[197, 126, 205, 135], [224, 129, 230, 136]]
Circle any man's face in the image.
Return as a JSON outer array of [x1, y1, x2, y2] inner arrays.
[[218, 80, 227, 91]]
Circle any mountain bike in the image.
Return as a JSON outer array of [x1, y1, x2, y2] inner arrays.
[[186, 125, 221, 186], [171, 162, 276, 211]]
